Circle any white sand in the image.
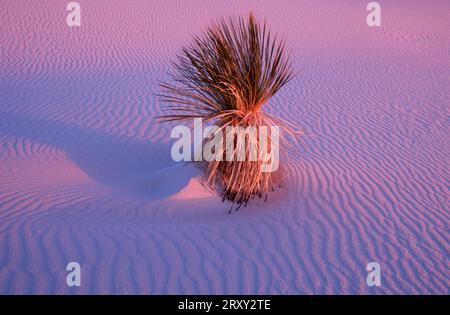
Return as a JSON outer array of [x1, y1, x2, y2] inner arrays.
[[0, 0, 448, 294]]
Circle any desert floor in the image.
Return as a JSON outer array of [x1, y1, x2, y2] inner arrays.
[[0, 0, 448, 293]]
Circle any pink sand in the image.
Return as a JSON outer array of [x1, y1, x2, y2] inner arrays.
[[0, 0, 448, 294]]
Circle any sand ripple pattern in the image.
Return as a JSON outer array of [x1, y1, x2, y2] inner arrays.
[[0, 0, 448, 294]]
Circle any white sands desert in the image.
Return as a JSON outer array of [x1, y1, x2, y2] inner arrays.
[[0, 0, 448, 294]]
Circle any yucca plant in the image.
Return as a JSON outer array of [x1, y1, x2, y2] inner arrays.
[[157, 13, 298, 212]]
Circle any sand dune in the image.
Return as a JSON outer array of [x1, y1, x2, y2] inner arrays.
[[0, 0, 448, 294]]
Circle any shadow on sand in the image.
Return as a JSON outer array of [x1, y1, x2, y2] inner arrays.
[[0, 111, 199, 201]]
